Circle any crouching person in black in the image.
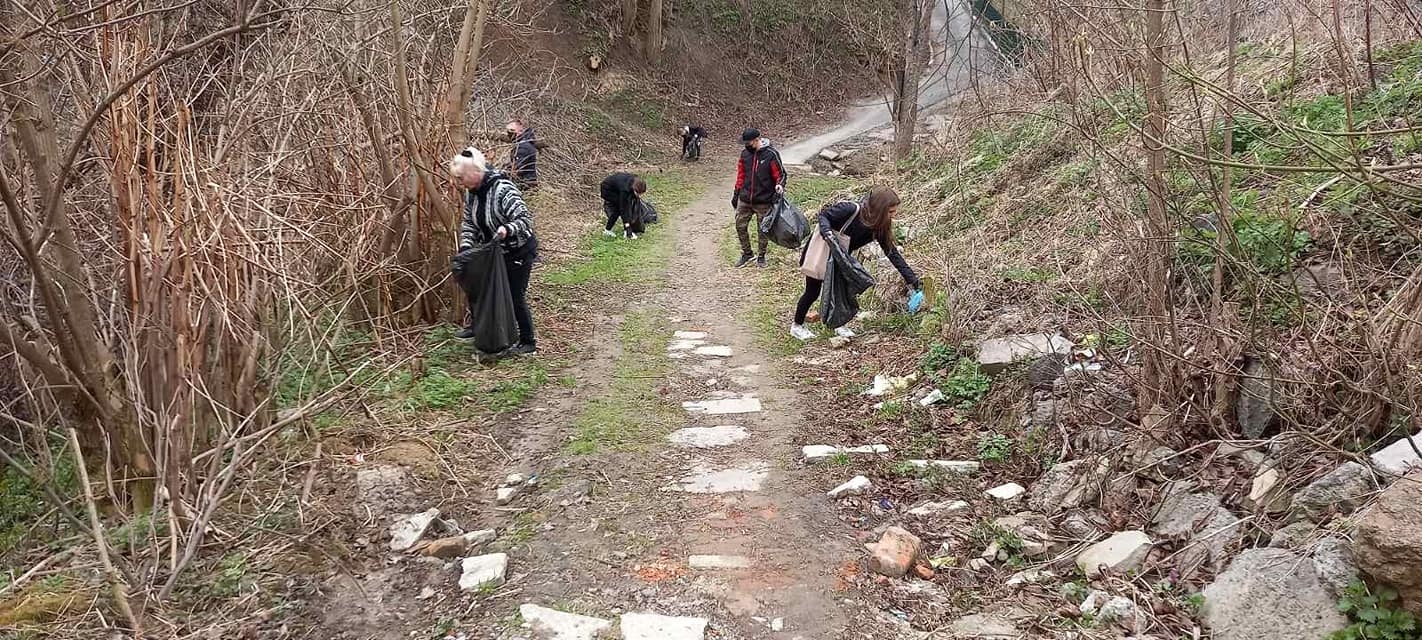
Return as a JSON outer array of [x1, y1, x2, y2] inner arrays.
[[450, 147, 539, 357], [600, 172, 648, 239]]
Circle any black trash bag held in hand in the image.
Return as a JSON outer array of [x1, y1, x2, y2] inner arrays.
[[819, 237, 875, 330], [453, 242, 519, 355], [759, 197, 811, 249], [638, 199, 659, 225]]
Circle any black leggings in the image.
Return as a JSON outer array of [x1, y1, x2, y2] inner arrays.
[[794, 277, 823, 325], [506, 251, 536, 346]]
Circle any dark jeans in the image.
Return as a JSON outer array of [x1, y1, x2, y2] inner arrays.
[[464, 238, 538, 347], [794, 276, 823, 324]]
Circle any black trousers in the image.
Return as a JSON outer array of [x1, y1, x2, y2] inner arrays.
[[465, 238, 538, 347], [794, 276, 823, 325]]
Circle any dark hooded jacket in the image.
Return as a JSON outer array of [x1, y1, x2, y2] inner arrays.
[[508, 128, 539, 189]]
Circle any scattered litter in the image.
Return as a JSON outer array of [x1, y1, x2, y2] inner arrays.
[[864, 373, 918, 397], [802, 444, 890, 462], [986, 483, 1027, 500], [919, 389, 945, 406]]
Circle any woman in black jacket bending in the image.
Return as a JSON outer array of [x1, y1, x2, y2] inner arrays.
[[791, 187, 921, 341]]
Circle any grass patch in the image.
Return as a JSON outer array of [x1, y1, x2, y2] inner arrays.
[[566, 309, 677, 454]]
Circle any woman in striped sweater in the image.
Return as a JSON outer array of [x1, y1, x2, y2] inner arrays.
[[450, 147, 539, 356]]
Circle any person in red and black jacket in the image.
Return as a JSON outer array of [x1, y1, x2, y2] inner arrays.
[[731, 128, 786, 268]]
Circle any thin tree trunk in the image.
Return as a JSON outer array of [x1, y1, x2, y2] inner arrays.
[[444, 0, 490, 149], [622, 0, 639, 40], [1141, 0, 1173, 413], [646, 0, 664, 64], [892, 0, 930, 160], [1210, 0, 1240, 428]]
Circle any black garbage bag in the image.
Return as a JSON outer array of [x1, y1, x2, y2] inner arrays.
[[819, 239, 875, 329], [759, 197, 810, 249], [638, 199, 659, 224], [451, 242, 519, 355]]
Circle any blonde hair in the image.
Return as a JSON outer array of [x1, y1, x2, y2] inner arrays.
[[450, 146, 487, 177]]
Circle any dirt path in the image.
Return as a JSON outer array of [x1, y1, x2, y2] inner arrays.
[[488, 163, 876, 639]]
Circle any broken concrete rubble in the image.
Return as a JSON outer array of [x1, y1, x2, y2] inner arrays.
[[1076, 531, 1152, 577], [977, 333, 1075, 375], [388, 508, 440, 552], [1290, 461, 1376, 521], [1028, 458, 1109, 515], [1199, 548, 1347, 640], [865, 526, 923, 578]]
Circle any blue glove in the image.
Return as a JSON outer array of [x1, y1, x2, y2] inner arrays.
[[907, 289, 924, 314]]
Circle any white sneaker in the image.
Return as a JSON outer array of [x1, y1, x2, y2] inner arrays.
[[627, 233, 639, 240], [834, 327, 856, 339], [603, 229, 616, 238], [790, 324, 816, 341]]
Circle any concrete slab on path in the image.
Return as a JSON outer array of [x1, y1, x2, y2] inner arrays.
[[668, 425, 749, 448], [666, 462, 769, 493], [693, 345, 734, 357], [620, 612, 709, 640], [682, 397, 763, 415], [519, 603, 612, 639]]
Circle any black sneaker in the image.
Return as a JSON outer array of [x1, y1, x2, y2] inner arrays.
[[455, 326, 476, 340], [735, 254, 754, 268], [756, 255, 767, 268], [504, 343, 538, 357]]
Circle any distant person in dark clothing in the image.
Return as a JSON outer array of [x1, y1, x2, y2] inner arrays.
[[505, 118, 539, 190], [680, 125, 706, 160], [450, 146, 540, 356], [731, 127, 786, 268], [791, 187, 921, 341], [600, 172, 648, 240]]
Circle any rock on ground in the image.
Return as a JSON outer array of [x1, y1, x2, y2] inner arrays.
[[519, 604, 613, 640], [1200, 548, 1347, 640], [828, 475, 873, 498], [1150, 490, 1241, 576], [388, 508, 440, 552], [946, 613, 1020, 638], [1235, 356, 1278, 439], [977, 333, 1074, 375], [1311, 536, 1358, 599], [458, 553, 508, 591], [1370, 430, 1422, 476], [866, 526, 923, 578], [1029, 458, 1109, 514], [619, 612, 708, 640], [908, 500, 970, 516], [421, 529, 496, 559], [1353, 471, 1422, 616], [1267, 522, 1316, 549], [1077, 531, 1153, 577], [986, 483, 1026, 500], [1290, 461, 1376, 521]]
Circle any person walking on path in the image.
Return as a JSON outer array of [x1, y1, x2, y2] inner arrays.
[[732, 128, 786, 268], [451, 147, 540, 356], [790, 187, 922, 341], [505, 118, 540, 191], [600, 172, 648, 239]]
